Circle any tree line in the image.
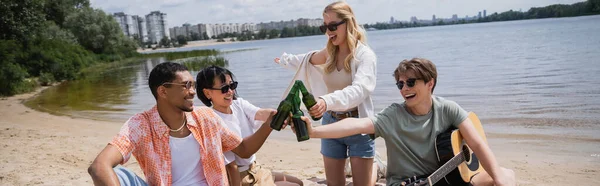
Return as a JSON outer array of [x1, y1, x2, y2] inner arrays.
[[1, 0, 138, 96], [364, 0, 600, 30]]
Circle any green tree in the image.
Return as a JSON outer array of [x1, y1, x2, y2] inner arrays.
[[176, 35, 188, 45], [64, 7, 136, 55], [39, 21, 78, 44], [43, 0, 90, 27], [202, 32, 209, 40], [0, 0, 46, 41], [590, 0, 600, 12], [0, 40, 35, 96], [191, 32, 200, 40], [257, 29, 268, 39], [268, 29, 280, 39], [160, 36, 170, 47]]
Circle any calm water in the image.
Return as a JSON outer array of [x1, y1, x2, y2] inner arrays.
[[28, 16, 600, 136]]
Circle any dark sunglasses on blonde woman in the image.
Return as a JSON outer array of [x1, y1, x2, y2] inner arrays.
[[319, 20, 346, 33]]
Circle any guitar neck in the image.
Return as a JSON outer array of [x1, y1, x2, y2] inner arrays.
[[427, 151, 465, 185]]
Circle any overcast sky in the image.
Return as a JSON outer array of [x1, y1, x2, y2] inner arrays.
[[90, 0, 583, 26]]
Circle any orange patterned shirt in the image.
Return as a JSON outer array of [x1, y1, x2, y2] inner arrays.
[[110, 106, 242, 186]]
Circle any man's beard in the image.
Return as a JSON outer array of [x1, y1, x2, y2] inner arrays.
[[178, 105, 193, 112]]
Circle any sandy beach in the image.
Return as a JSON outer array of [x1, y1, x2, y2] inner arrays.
[[137, 39, 238, 53], [1, 88, 599, 186]]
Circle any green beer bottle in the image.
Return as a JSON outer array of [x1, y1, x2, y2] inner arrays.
[[296, 80, 322, 121], [292, 110, 310, 142], [270, 99, 292, 131], [270, 87, 297, 131]]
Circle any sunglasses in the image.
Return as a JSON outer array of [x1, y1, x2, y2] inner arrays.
[[163, 81, 195, 90], [396, 78, 419, 90], [207, 81, 238, 94], [319, 20, 346, 33]]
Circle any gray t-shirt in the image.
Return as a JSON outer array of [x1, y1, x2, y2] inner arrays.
[[370, 96, 468, 185]]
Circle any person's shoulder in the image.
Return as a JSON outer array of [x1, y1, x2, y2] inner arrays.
[[123, 113, 146, 128], [192, 106, 218, 117], [124, 107, 157, 127], [354, 42, 376, 57], [433, 95, 461, 109], [380, 102, 402, 114]]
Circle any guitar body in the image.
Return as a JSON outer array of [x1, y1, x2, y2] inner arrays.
[[435, 112, 487, 186]]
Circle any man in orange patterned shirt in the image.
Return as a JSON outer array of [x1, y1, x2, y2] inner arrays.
[[88, 62, 277, 186]]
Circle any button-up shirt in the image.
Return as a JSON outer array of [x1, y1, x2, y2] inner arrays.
[[110, 106, 242, 186]]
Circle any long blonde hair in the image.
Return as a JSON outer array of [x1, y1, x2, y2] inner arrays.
[[324, 1, 367, 74]]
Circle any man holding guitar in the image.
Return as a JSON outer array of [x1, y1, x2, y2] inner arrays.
[[296, 58, 515, 186]]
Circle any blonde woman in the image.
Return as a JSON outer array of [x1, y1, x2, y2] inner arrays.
[[274, 1, 382, 185]]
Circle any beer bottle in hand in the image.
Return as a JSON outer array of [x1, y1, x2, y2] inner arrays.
[[292, 110, 310, 142], [270, 99, 292, 131], [296, 80, 322, 120]]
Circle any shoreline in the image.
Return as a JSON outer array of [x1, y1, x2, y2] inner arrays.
[[1, 88, 599, 185], [137, 39, 240, 53]]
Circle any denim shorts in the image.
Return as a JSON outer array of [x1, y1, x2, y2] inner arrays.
[[320, 111, 375, 159]]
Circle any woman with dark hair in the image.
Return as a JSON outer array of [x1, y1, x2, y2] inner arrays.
[[196, 65, 303, 186]]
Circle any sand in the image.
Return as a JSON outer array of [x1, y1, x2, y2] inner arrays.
[[136, 39, 238, 53], [1, 88, 599, 185]]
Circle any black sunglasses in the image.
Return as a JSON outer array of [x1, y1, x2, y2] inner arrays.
[[396, 78, 419, 90], [162, 81, 195, 90], [207, 81, 238, 94], [319, 20, 346, 33]]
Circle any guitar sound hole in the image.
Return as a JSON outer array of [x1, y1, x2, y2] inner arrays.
[[462, 145, 471, 162]]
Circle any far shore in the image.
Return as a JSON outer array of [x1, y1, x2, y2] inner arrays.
[[1, 87, 599, 185], [137, 39, 241, 53]]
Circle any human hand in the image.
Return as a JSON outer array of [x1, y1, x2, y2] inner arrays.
[[263, 110, 278, 128], [494, 168, 516, 186], [289, 116, 313, 137], [274, 57, 281, 64], [308, 98, 327, 119]]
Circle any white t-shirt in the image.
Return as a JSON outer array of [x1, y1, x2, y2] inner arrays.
[[169, 133, 208, 186], [213, 98, 261, 171]]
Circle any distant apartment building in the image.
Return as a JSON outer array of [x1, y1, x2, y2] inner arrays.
[[483, 10, 487, 17], [169, 23, 259, 39], [113, 12, 148, 42], [257, 18, 322, 31], [145, 11, 170, 43], [167, 18, 321, 40]]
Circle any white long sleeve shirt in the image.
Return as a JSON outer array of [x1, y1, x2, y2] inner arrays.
[[277, 42, 377, 119]]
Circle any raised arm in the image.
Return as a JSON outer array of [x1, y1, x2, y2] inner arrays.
[[254, 108, 275, 121], [309, 48, 327, 65], [274, 49, 327, 69], [88, 145, 124, 186], [306, 116, 374, 139], [230, 110, 277, 158]]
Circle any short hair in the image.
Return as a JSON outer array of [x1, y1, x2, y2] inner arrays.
[[148, 62, 189, 99], [393, 58, 438, 93], [196, 65, 238, 107]]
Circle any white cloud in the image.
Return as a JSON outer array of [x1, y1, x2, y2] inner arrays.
[[91, 0, 583, 27]]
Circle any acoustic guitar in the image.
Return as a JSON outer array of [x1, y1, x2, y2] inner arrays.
[[405, 112, 487, 186]]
